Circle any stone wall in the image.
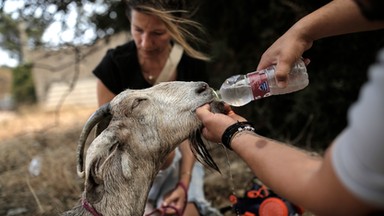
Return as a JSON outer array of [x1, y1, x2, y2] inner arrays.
[[31, 32, 130, 110]]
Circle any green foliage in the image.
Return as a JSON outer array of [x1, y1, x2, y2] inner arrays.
[[0, 13, 20, 59], [0, 7, 50, 62], [12, 63, 37, 106]]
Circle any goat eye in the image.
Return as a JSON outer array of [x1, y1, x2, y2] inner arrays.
[[131, 98, 146, 109]]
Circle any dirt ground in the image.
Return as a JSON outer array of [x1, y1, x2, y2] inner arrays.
[[0, 106, 307, 216]]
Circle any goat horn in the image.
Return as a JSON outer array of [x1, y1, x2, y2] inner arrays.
[[77, 103, 111, 178]]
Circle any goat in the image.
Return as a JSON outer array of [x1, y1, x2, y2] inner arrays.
[[62, 81, 223, 216]]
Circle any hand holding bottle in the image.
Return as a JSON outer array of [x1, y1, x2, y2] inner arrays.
[[218, 58, 309, 107], [256, 25, 313, 88]]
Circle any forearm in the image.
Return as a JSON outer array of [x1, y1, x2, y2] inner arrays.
[[178, 140, 195, 187], [230, 132, 374, 215], [258, 0, 384, 82], [291, 0, 384, 43], [231, 132, 322, 200]]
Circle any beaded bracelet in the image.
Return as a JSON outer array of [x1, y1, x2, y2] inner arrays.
[[221, 121, 255, 150]]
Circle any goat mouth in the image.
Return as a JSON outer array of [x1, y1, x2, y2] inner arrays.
[[194, 99, 225, 113], [193, 100, 213, 112], [194, 88, 223, 111], [209, 100, 226, 114]]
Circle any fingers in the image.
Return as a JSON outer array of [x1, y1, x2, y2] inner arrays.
[[257, 50, 277, 71], [196, 104, 212, 121], [303, 57, 311, 66], [161, 190, 185, 215], [222, 103, 233, 114], [228, 110, 247, 122], [274, 61, 292, 88], [162, 193, 175, 207], [257, 51, 291, 88]]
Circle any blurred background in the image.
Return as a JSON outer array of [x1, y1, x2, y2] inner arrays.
[[1, 0, 384, 215]]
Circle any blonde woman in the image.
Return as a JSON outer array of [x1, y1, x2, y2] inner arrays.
[[93, 0, 221, 215]]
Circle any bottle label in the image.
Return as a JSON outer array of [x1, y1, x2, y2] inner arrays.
[[248, 71, 270, 99]]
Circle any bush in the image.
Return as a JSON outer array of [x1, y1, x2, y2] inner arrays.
[[12, 63, 37, 106]]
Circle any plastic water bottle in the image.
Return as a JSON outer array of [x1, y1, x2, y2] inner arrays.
[[217, 59, 309, 106]]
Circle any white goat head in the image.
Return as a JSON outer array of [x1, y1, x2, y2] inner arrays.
[[63, 81, 223, 216]]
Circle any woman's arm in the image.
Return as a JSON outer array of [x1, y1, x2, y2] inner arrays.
[[161, 140, 195, 212], [196, 104, 377, 215], [96, 79, 116, 106], [178, 140, 195, 187], [291, 0, 384, 42], [230, 132, 374, 215], [257, 0, 384, 87]]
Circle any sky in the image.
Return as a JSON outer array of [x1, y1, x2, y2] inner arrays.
[[0, 0, 23, 67], [0, 50, 18, 67], [0, 0, 101, 68]]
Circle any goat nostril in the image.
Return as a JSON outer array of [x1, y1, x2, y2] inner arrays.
[[196, 83, 208, 94]]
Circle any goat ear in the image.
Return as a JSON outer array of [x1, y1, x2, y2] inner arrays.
[[85, 141, 120, 203], [121, 152, 132, 179], [85, 157, 105, 204]]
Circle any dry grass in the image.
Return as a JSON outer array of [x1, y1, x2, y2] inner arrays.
[[0, 105, 96, 139], [0, 105, 96, 215]]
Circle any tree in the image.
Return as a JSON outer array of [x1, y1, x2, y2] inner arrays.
[[0, 2, 51, 63], [0, 13, 22, 62], [0, 0, 126, 64], [12, 63, 36, 105]]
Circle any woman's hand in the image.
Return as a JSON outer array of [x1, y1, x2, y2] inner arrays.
[[161, 184, 187, 215]]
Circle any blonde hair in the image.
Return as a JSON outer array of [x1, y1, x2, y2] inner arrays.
[[125, 2, 210, 61]]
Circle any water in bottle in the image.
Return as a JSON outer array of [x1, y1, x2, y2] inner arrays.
[[218, 59, 309, 106]]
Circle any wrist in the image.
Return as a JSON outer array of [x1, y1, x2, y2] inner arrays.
[[230, 130, 258, 151], [179, 172, 191, 186], [181, 171, 192, 177], [288, 19, 316, 49], [221, 121, 256, 150]]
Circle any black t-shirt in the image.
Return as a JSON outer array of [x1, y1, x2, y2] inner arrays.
[[93, 41, 209, 95]]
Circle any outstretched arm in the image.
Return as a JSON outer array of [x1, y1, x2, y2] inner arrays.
[[257, 0, 384, 87], [196, 104, 377, 215], [230, 132, 373, 215]]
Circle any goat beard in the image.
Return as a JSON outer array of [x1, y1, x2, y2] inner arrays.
[[189, 129, 221, 173], [188, 100, 227, 173]]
